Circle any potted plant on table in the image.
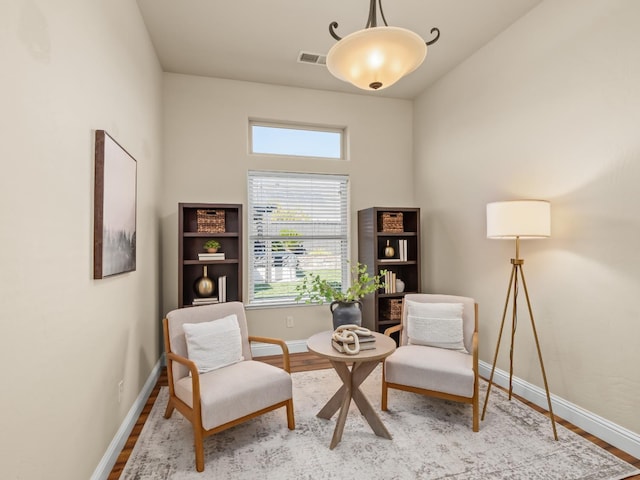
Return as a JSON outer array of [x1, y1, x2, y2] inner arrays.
[[295, 262, 385, 329]]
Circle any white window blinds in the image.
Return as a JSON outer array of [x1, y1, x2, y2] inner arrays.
[[247, 171, 349, 306]]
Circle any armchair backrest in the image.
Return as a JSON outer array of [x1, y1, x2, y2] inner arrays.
[[164, 302, 252, 381], [400, 294, 477, 353]]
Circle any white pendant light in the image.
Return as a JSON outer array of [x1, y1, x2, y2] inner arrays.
[[326, 0, 440, 91]]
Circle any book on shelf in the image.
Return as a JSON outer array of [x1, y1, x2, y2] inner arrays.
[[381, 270, 397, 294], [378, 258, 397, 263], [217, 275, 227, 303], [331, 340, 377, 353], [192, 297, 218, 305], [398, 239, 408, 261], [198, 252, 225, 260]]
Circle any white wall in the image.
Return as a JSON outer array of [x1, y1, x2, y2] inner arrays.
[[160, 74, 414, 339], [414, 0, 640, 434], [0, 1, 163, 478]]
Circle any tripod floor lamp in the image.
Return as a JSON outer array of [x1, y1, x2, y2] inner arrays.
[[481, 200, 558, 440]]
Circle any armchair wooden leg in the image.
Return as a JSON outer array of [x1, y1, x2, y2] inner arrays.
[[164, 400, 175, 419], [194, 428, 205, 472], [472, 396, 479, 432], [472, 378, 479, 432], [286, 399, 295, 430], [381, 380, 388, 411]]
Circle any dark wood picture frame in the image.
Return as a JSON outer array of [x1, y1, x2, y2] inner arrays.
[[94, 130, 137, 279]]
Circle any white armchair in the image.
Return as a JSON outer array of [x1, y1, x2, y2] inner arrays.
[[382, 294, 479, 431], [163, 302, 295, 472]]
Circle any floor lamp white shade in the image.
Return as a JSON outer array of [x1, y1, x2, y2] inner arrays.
[[486, 200, 551, 239]]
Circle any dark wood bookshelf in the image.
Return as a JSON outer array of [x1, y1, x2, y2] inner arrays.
[[178, 203, 243, 307], [358, 207, 421, 334]]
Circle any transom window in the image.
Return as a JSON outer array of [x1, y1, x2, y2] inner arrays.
[[247, 171, 349, 306], [249, 121, 344, 159]]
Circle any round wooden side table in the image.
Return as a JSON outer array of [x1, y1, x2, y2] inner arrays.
[[307, 330, 396, 449]]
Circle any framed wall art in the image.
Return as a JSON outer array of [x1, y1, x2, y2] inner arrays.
[[94, 130, 137, 279]]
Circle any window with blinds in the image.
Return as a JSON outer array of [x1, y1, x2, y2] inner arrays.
[[247, 171, 349, 306]]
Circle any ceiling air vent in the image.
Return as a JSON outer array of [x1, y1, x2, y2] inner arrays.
[[297, 51, 327, 66]]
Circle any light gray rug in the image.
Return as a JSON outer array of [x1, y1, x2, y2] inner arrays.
[[121, 366, 639, 479]]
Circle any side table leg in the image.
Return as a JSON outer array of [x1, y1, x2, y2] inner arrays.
[[352, 387, 392, 439], [317, 385, 346, 420], [317, 360, 351, 419], [330, 378, 353, 450], [351, 361, 392, 439]]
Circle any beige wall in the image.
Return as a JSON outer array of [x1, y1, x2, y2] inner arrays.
[[0, 1, 163, 478], [413, 0, 640, 434], [160, 74, 414, 339]]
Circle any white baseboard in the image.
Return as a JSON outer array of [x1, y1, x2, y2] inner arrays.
[[479, 360, 640, 458], [91, 358, 163, 480]]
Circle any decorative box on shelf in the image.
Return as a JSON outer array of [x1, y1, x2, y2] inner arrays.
[[379, 212, 404, 233], [197, 209, 226, 233], [381, 298, 403, 322]]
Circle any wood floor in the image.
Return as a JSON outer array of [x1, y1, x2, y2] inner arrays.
[[108, 352, 640, 479]]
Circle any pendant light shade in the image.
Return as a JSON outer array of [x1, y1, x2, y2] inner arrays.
[[327, 26, 427, 91], [326, 0, 440, 91]]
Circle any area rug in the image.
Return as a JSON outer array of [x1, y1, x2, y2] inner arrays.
[[121, 366, 639, 479]]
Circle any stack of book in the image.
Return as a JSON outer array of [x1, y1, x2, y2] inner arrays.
[[382, 270, 397, 293], [332, 331, 376, 353], [192, 297, 218, 306], [198, 252, 225, 261], [397, 239, 408, 261]]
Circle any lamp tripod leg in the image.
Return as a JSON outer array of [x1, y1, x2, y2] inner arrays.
[[518, 266, 559, 440], [508, 266, 519, 400], [481, 264, 517, 421]]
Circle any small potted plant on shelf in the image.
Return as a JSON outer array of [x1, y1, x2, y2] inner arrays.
[[203, 239, 221, 253], [295, 262, 384, 329]]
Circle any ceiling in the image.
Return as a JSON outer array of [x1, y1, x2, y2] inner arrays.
[[136, 0, 542, 100]]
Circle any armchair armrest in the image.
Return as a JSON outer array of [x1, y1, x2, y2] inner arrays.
[[167, 351, 199, 377], [166, 351, 202, 416], [249, 336, 291, 373], [384, 323, 403, 336]]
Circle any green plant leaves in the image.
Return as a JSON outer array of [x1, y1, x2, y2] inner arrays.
[[295, 262, 384, 304]]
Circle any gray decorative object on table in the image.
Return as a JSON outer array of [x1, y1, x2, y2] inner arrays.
[[330, 300, 363, 329]]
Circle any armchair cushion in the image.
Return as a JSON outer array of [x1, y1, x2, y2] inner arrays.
[[384, 345, 475, 398], [406, 301, 467, 352], [183, 314, 244, 374], [175, 360, 293, 430]]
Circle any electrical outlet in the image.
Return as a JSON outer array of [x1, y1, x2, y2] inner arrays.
[[286, 316, 294, 328], [118, 380, 124, 404]]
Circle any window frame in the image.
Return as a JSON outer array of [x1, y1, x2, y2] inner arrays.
[[248, 120, 346, 160]]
